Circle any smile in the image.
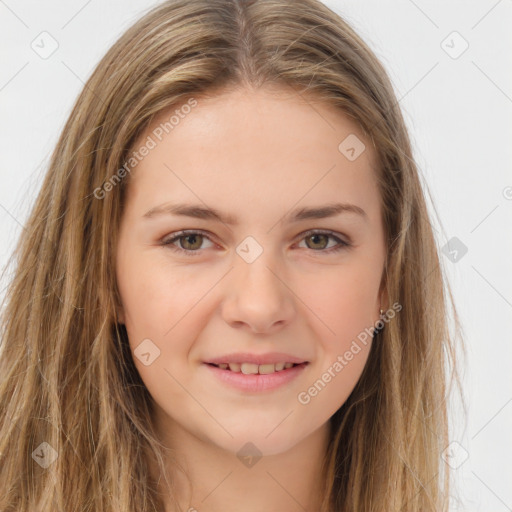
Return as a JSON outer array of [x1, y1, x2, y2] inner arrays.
[[204, 362, 309, 392], [208, 362, 300, 374]]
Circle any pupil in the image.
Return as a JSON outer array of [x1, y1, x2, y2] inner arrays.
[[184, 234, 201, 250], [309, 234, 326, 249]]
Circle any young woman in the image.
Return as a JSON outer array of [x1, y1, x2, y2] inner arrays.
[[0, 0, 465, 510]]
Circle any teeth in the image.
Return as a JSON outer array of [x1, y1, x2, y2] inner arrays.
[[258, 364, 277, 375], [241, 363, 259, 375], [216, 362, 300, 374]]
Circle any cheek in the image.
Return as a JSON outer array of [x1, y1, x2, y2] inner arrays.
[[117, 250, 193, 333], [299, 263, 379, 346], [117, 255, 212, 371], [117, 264, 204, 408], [297, 273, 375, 417]]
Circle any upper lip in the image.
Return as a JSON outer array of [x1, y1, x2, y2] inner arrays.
[[205, 352, 309, 365]]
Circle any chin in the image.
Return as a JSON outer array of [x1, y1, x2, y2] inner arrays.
[[206, 422, 310, 459], [221, 435, 300, 459]]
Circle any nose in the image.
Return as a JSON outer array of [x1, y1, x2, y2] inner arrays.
[[221, 251, 295, 334]]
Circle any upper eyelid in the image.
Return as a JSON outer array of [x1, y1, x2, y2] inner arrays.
[[162, 229, 217, 246]]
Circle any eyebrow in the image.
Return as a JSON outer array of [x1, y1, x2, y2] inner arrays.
[[142, 201, 368, 225]]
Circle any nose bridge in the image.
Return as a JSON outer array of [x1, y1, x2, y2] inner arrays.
[[222, 235, 294, 332], [234, 234, 282, 293]]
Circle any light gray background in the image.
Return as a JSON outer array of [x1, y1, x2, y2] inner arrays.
[[1, 1, 511, 510]]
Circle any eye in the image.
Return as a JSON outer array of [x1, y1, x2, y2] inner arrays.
[[160, 229, 351, 256], [160, 230, 215, 256], [297, 229, 351, 253]]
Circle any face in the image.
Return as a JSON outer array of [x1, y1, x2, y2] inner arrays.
[[115, 85, 387, 457]]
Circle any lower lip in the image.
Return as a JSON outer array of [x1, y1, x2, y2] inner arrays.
[[203, 363, 309, 392]]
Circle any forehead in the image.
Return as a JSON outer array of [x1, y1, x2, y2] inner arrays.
[[124, 85, 381, 222]]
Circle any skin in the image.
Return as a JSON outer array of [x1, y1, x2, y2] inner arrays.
[[115, 84, 388, 512]]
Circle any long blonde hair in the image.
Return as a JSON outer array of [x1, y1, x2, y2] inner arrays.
[[0, 0, 466, 510]]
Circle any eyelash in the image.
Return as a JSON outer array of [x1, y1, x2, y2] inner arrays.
[[159, 229, 351, 257]]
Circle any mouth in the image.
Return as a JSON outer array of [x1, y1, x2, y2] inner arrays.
[[203, 359, 309, 392], [206, 361, 307, 375]]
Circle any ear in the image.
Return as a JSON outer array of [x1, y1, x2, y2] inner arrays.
[[115, 297, 126, 325], [379, 278, 389, 313]]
